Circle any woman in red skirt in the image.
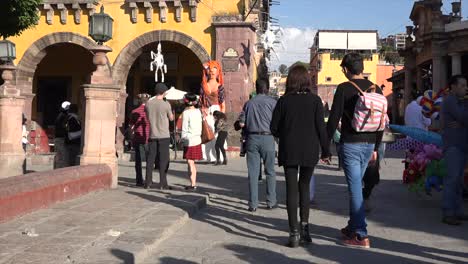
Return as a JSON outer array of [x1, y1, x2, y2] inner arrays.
[[181, 93, 203, 190]]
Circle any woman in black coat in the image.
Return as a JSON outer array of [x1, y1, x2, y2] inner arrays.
[[271, 65, 331, 248]]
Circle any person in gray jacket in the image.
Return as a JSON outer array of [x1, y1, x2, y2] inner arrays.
[[238, 79, 277, 212]]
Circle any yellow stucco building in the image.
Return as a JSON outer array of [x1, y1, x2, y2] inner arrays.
[[310, 30, 380, 105], [10, 0, 269, 154]]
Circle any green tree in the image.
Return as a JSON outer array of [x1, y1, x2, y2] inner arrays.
[[288, 61, 310, 71], [278, 64, 288, 74], [379, 44, 404, 65], [0, 0, 42, 39]]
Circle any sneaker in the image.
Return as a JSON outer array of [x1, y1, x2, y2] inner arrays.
[[364, 200, 372, 213], [340, 227, 353, 239], [184, 186, 197, 191], [266, 204, 278, 210], [341, 236, 370, 249], [442, 216, 461, 226]]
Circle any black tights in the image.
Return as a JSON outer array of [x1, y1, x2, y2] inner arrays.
[[284, 166, 315, 232], [215, 131, 228, 161]]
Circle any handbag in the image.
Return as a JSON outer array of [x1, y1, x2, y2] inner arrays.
[[200, 110, 215, 144], [68, 130, 81, 141]]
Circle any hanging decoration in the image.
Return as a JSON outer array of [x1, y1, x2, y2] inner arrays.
[[259, 22, 284, 65], [150, 43, 167, 83]]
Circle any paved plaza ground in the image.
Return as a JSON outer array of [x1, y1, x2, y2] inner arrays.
[[1, 151, 468, 263]]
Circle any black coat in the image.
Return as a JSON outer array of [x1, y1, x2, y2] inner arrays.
[[271, 93, 330, 167]]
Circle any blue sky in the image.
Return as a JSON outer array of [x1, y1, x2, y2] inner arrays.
[[270, 0, 465, 68]]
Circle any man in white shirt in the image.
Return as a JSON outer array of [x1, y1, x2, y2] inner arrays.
[[405, 96, 432, 130]]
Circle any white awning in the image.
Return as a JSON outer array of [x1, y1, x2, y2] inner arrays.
[[318, 32, 348, 50], [347, 32, 377, 50], [164, 87, 187, 101]]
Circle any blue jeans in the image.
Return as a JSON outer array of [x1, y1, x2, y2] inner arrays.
[[339, 143, 375, 238], [443, 147, 466, 217], [246, 135, 277, 208], [134, 143, 148, 185]]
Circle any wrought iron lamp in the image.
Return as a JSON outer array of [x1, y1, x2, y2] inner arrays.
[[88, 6, 113, 45]]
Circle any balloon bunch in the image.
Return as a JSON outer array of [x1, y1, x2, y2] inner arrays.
[[419, 88, 449, 119], [402, 144, 446, 194]]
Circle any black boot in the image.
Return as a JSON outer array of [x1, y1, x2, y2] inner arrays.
[[288, 229, 300, 248], [300, 222, 312, 244], [222, 159, 227, 165]]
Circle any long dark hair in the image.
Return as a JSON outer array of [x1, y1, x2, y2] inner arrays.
[[213, 110, 226, 120], [285, 65, 312, 95]]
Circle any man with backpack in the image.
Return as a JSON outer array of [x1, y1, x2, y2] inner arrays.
[[326, 53, 386, 249]]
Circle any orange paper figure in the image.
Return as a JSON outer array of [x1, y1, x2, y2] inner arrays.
[[200, 61, 225, 114]]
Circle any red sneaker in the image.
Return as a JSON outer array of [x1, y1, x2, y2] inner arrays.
[[341, 236, 370, 249]]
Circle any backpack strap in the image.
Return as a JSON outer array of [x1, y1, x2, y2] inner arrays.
[[349, 81, 379, 94]]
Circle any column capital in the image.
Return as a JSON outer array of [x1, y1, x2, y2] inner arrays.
[[88, 45, 113, 85], [0, 64, 21, 97]]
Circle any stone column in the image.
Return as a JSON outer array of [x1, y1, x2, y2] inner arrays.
[[0, 64, 26, 178], [403, 56, 415, 108], [115, 90, 127, 158], [432, 55, 448, 93], [416, 67, 424, 93], [450, 52, 462, 76], [80, 45, 120, 188], [212, 17, 256, 113]]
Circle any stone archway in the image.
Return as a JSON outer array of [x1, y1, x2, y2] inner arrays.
[[16, 32, 96, 119], [112, 30, 211, 156], [112, 30, 211, 87]]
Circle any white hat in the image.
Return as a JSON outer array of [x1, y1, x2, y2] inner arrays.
[[416, 96, 423, 105], [61, 101, 71, 110]]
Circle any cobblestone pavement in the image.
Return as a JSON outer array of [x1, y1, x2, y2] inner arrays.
[[0, 161, 207, 264], [2, 151, 467, 264], [141, 151, 468, 264]]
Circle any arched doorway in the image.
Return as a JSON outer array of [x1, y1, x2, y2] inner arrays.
[[33, 43, 94, 128], [16, 32, 96, 121], [15, 32, 96, 155], [126, 41, 204, 111], [113, 30, 210, 154]]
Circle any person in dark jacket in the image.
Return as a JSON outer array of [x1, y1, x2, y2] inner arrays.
[[441, 75, 468, 226], [271, 65, 331, 248], [326, 53, 384, 249], [65, 104, 82, 166], [54, 101, 70, 169], [213, 110, 228, 165]]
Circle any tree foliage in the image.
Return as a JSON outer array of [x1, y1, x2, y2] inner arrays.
[[379, 44, 404, 65], [278, 64, 288, 74], [0, 0, 42, 39], [288, 61, 310, 71]]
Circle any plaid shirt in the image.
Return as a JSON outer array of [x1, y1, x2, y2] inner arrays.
[[130, 104, 150, 144]]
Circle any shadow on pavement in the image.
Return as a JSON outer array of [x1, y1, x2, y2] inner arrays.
[[158, 257, 198, 264], [224, 243, 436, 264], [120, 153, 468, 261], [110, 249, 135, 264]]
